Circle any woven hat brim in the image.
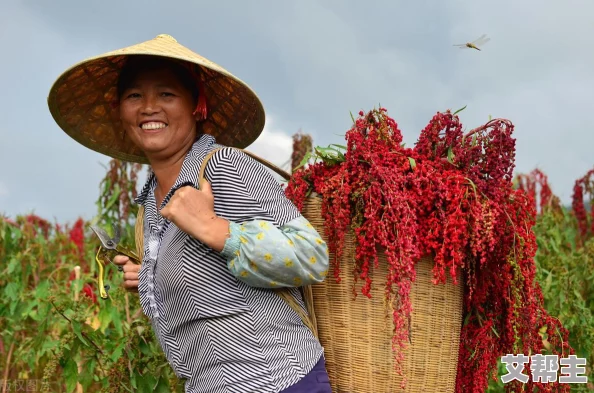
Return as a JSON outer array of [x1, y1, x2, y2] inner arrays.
[[47, 34, 266, 164]]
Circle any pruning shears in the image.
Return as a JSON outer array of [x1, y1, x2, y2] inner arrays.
[[90, 224, 141, 300]]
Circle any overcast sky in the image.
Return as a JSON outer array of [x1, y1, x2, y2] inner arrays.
[[1, 0, 593, 224]]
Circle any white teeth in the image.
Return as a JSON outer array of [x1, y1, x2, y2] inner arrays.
[[141, 122, 167, 130]]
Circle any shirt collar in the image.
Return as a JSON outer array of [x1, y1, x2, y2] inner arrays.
[[134, 133, 217, 207]]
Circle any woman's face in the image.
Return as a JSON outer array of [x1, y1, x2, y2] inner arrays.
[[118, 66, 200, 162]]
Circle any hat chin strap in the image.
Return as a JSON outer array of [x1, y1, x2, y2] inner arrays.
[[193, 79, 208, 121]]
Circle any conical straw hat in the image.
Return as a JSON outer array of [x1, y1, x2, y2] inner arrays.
[[47, 34, 266, 164]]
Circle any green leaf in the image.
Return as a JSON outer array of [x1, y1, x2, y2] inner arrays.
[[139, 339, 153, 356], [463, 313, 471, 327], [35, 280, 50, 300], [5, 282, 20, 302], [71, 320, 90, 347], [130, 373, 137, 389], [42, 339, 59, 352], [350, 111, 356, 124], [408, 157, 416, 170], [447, 147, 455, 164], [154, 376, 171, 393], [312, 146, 346, 165], [111, 305, 123, 336], [453, 105, 467, 115], [80, 359, 96, 390], [64, 357, 79, 393], [98, 303, 112, 330], [7, 257, 19, 274], [20, 301, 36, 319], [111, 341, 126, 362], [544, 273, 553, 293], [550, 238, 559, 254], [137, 374, 157, 392], [293, 152, 312, 172], [490, 325, 500, 338], [314, 147, 337, 156], [103, 184, 121, 212]]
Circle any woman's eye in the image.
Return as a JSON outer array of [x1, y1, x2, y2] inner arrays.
[[161, 92, 174, 97], [126, 93, 141, 99]]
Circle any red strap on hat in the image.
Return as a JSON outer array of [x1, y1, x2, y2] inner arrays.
[[193, 78, 207, 121]]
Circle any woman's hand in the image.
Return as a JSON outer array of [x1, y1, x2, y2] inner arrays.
[[113, 255, 140, 292], [160, 180, 230, 252]]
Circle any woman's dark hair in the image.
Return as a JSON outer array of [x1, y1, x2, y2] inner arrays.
[[116, 55, 200, 103]]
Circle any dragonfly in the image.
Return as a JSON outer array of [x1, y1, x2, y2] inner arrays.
[[453, 34, 490, 51]]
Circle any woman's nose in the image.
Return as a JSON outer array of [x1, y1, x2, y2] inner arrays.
[[141, 95, 161, 114]]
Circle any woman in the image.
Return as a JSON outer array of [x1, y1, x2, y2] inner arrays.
[[48, 34, 331, 393]]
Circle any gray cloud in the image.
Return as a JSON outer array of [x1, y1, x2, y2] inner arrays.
[[1, 0, 593, 223]]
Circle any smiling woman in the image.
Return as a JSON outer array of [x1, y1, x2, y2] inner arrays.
[[47, 34, 332, 393], [116, 57, 204, 185]]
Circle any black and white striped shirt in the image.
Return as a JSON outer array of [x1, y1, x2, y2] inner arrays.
[[135, 134, 324, 393]]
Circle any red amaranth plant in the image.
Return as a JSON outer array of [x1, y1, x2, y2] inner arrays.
[[291, 130, 313, 172], [515, 169, 560, 215], [285, 108, 572, 393], [69, 218, 85, 260], [23, 214, 52, 238], [572, 168, 594, 246]]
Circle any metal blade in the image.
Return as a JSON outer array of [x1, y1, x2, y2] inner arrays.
[[90, 225, 117, 250]]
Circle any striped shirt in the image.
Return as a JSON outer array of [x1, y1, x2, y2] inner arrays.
[[135, 134, 325, 393]]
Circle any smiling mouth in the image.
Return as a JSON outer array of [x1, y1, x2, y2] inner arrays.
[[140, 122, 168, 130]]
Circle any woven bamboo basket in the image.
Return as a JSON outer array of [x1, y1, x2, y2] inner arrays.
[[301, 194, 465, 393]]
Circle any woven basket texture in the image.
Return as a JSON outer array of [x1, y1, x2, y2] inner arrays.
[[302, 195, 465, 393]]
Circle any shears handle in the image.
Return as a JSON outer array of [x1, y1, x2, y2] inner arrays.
[[95, 246, 142, 299], [112, 245, 142, 265]]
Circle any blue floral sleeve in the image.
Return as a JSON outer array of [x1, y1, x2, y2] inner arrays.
[[219, 215, 329, 288]]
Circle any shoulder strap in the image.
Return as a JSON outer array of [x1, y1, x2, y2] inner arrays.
[[274, 288, 318, 337], [198, 146, 292, 183], [135, 205, 145, 260], [197, 147, 225, 185]]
